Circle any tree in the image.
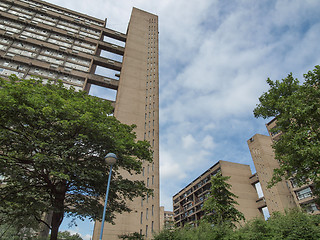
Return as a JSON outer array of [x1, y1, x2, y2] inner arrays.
[[0, 220, 38, 240], [0, 76, 153, 240], [118, 232, 144, 240], [202, 173, 244, 227], [50, 231, 83, 240], [231, 209, 320, 240], [153, 210, 320, 240], [253, 65, 320, 203], [154, 222, 233, 240]]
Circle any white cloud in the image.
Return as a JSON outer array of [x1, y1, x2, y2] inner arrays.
[[159, 0, 320, 213], [202, 135, 215, 149], [59, 217, 94, 240], [159, 149, 187, 180], [83, 234, 92, 240], [62, 227, 93, 240], [182, 134, 196, 149]]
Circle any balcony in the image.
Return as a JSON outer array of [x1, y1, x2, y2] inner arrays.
[[296, 187, 315, 204], [249, 173, 259, 185], [256, 197, 267, 209]]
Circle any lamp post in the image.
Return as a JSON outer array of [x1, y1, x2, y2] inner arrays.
[[99, 153, 117, 240]]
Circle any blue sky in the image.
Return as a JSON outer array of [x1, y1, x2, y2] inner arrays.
[[45, 0, 320, 239]]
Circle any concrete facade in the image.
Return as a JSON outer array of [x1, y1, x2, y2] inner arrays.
[[247, 118, 319, 215], [92, 8, 160, 240], [0, 1, 159, 239], [247, 134, 296, 214], [172, 160, 262, 227], [159, 207, 174, 231]]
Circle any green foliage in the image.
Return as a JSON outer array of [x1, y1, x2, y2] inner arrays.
[[231, 209, 320, 240], [0, 223, 38, 240], [153, 210, 320, 240], [49, 231, 83, 240], [0, 210, 40, 240], [202, 173, 244, 227], [153, 229, 178, 240], [253, 65, 320, 203], [0, 76, 153, 240], [118, 232, 144, 239], [153, 222, 231, 240]]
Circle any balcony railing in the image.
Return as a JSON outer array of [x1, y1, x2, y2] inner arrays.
[[297, 192, 312, 200]]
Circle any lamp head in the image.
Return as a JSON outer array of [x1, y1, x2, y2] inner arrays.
[[105, 153, 117, 165]]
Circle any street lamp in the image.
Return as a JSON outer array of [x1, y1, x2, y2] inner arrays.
[[99, 153, 117, 240]]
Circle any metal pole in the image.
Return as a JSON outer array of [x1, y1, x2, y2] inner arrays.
[[99, 164, 113, 240]]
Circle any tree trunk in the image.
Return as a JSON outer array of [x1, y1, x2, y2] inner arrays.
[[50, 182, 67, 240], [50, 209, 64, 240]]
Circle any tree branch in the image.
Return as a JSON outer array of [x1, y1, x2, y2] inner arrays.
[[34, 215, 52, 230]]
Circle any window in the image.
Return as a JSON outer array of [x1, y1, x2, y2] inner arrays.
[[145, 225, 148, 238], [142, 167, 145, 176], [140, 212, 143, 224], [296, 187, 312, 200], [146, 208, 148, 220], [152, 175, 154, 185], [147, 178, 149, 187], [305, 203, 319, 213], [152, 221, 154, 233], [152, 205, 154, 216], [290, 178, 299, 188]]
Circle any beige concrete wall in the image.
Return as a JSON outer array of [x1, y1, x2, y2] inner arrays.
[[219, 161, 263, 221], [173, 161, 262, 227], [92, 8, 160, 240], [247, 134, 296, 214], [159, 206, 164, 231]]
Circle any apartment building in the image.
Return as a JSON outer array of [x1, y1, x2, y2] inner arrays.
[[159, 207, 174, 231], [247, 118, 319, 215], [172, 161, 262, 227], [0, 1, 160, 239]]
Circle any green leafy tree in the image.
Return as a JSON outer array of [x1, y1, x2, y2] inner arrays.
[[153, 210, 320, 240], [253, 65, 320, 202], [202, 173, 244, 227], [153, 228, 179, 240], [0, 221, 38, 240], [153, 221, 232, 240], [0, 76, 153, 240], [0, 204, 42, 239], [118, 232, 144, 240], [49, 231, 83, 240], [231, 209, 320, 240]]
